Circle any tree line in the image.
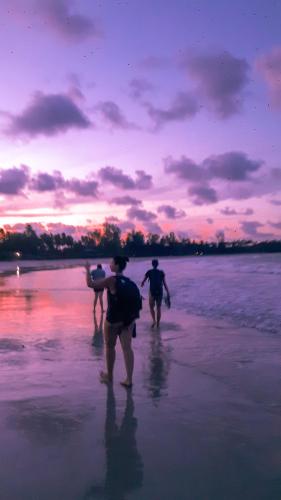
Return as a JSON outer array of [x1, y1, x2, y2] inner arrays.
[[0, 223, 280, 260]]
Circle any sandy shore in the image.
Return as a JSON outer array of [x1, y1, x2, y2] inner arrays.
[[0, 297, 280, 499]]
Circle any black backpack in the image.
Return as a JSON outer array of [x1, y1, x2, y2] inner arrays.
[[115, 276, 143, 327]]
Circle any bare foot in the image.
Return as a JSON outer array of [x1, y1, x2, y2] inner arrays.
[[156, 322, 160, 329], [100, 371, 112, 384], [151, 322, 156, 329], [120, 380, 133, 389]]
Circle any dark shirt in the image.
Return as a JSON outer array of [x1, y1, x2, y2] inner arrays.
[[91, 268, 106, 292], [145, 269, 165, 297]]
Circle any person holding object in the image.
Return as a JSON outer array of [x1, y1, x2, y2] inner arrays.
[[141, 258, 170, 328], [85, 257, 142, 388], [91, 263, 106, 312]]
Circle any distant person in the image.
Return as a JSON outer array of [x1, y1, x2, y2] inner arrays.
[[85, 257, 142, 388], [141, 259, 170, 328], [90, 264, 106, 312]]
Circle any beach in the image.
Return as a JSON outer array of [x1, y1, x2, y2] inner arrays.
[[0, 257, 281, 500]]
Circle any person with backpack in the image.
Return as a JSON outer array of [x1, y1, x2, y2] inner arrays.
[[141, 258, 170, 329], [85, 256, 142, 388], [91, 263, 106, 312]]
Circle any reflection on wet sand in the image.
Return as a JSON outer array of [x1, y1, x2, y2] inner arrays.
[[92, 310, 104, 359], [9, 397, 91, 445], [0, 288, 44, 315], [85, 387, 143, 500], [146, 329, 171, 403]]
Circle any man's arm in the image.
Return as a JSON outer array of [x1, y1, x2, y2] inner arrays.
[[141, 272, 149, 287], [163, 276, 170, 296]]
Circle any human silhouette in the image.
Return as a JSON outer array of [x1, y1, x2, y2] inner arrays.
[[84, 386, 143, 500], [92, 309, 104, 359], [146, 328, 170, 403], [85, 257, 142, 388], [141, 258, 170, 328], [91, 264, 106, 312]]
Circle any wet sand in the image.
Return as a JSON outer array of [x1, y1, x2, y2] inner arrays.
[[0, 264, 281, 499], [1, 315, 281, 498]]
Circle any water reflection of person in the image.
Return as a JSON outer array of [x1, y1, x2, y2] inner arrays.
[[147, 329, 170, 403], [85, 387, 143, 500], [92, 309, 104, 355]]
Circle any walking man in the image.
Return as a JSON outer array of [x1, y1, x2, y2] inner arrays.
[[141, 259, 170, 328]]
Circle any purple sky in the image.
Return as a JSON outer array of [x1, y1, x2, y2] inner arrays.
[[0, 0, 281, 240]]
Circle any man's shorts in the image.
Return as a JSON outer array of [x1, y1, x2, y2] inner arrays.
[[149, 292, 163, 307]]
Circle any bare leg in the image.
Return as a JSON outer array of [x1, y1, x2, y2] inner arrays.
[[119, 324, 134, 386], [101, 346, 115, 382], [156, 304, 161, 327], [99, 291, 104, 312], [93, 292, 98, 311]]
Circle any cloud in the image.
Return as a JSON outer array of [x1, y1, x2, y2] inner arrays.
[[98, 167, 135, 189], [256, 47, 281, 108], [145, 92, 199, 129], [220, 206, 254, 216], [126, 207, 157, 222], [165, 151, 280, 204], [220, 207, 237, 215], [1, 166, 100, 202], [30, 171, 65, 192], [0, 165, 29, 194], [129, 78, 154, 99], [269, 221, 281, 230], [66, 179, 98, 197], [3, 222, 46, 234], [38, 0, 100, 41], [98, 167, 152, 190], [0, 211, 70, 218], [29, 170, 98, 197], [204, 152, 262, 181], [240, 221, 272, 239], [165, 152, 261, 183], [135, 170, 152, 189], [6, 92, 90, 137], [157, 204, 186, 219], [110, 196, 142, 206], [188, 185, 218, 205], [270, 199, 281, 206], [164, 155, 203, 182], [182, 51, 249, 117], [243, 208, 254, 215], [206, 218, 214, 224], [96, 101, 137, 130], [105, 216, 135, 233], [144, 221, 162, 234]]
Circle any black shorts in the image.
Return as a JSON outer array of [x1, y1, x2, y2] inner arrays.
[[94, 288, 104, 293], [149, 292, 163, 306]]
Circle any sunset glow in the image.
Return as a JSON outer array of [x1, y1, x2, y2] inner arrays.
[[0, 1, 281, 240]]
